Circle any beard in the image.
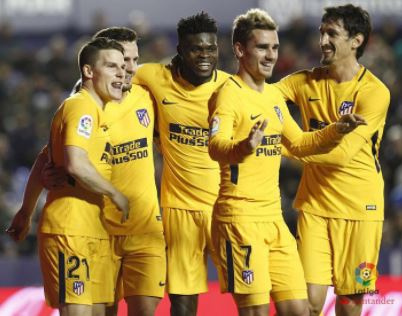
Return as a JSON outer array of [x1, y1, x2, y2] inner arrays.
[[122, 83, 132, 92]]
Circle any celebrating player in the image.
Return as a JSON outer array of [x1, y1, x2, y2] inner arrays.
[[209, 8, 366, 316], [132, 12, 230, 316], [9, 37, 129, 316], [275, 4, 390, 315]]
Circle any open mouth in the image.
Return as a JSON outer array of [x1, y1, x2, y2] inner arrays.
[[111, 82, 123, 90], [321, 46, 334, 55], [196, 62, 212, 71], [261, 62, 273, 69]]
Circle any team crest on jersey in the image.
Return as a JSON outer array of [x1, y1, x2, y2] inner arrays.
[[274, 106, 283, 123], [73, 281, 84, 295], [136, 109, 150, 127], [210, 116, 220, 136], [77, 115, 93, 138], [339, 101, 354, 115], [242, 270, 254, 284]]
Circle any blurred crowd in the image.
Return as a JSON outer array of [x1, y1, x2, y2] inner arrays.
[[0, 13, 401, 276]]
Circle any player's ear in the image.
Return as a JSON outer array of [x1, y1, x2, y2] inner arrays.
[[82, 64, 93, 79], [233, 42, 244, 59], [352, 33, 364, 50]]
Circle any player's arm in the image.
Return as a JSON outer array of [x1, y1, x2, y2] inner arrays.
[[274, 77, 353, 155], [282, 102, 366, 156], [208, 87, 264, 164], [63, 99, 130, 221], [209, 118, 268, 164], [274, 71, 305, 103], [64, 145, 129, 221], [132, 63, 155, 86], [6, 147, 48, 241], [284, 86, 389, 167], [285, 132, 366, 167]]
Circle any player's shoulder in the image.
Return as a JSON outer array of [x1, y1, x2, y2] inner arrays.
[[139, 62, 169, 75], [64, 89, 94, 109], [282, 67, 324, 83], [222, 75, 244, 90], [130, 84, 155, 103], [214, 76, 244, 106], [61, 90, 99, 123], [215, 69, 231, 83], [359, 67, 390, 94], [135, 63, 167, 80]]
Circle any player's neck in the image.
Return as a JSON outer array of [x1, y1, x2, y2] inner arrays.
[[237, 68, 265, 93], [82, 83, 107, 109], [326, 59, 361, 83]]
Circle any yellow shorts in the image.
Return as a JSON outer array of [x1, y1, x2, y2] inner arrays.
[[297, 211, 383, 295], [212, 218, 307, 308], [38, 233, 114, 308], [111, 231, 166, 299], [163, 208, 217, 294]]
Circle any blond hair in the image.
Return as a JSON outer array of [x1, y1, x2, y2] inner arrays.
[[232, 8, 277, 45]]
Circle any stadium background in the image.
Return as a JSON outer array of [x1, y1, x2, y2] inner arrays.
[[0, 0, 401, 314]]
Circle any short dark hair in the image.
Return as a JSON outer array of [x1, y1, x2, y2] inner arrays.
[[232, 8, 278, 46], [93, 26, 137, 42], [322, 4, 371, 59], [177, 12, 217, 43], [78, 37, 124, 74]]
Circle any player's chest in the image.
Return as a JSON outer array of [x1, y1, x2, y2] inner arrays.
[[108, 107, 153, 144], [237, 98, 284, 137], [302, 80, 360, 125], [156, 92, 210, 129]]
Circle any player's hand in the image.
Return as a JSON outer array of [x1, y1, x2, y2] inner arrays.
[[111, 191, 130, 223], [336, 114, 367, 134], [6, 208, 32, 241], [247, 119, 268, 151], [41, 163, 68, 190]]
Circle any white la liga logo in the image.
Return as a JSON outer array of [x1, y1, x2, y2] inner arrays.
[[77, 115, 93, 138]]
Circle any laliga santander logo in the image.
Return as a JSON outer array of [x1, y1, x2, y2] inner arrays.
[[80, 115, 92, 132], [355, 262, 377, 286], [77, 115, 93, 138]]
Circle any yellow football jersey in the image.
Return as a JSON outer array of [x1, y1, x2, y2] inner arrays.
[[209, 75, 343, 222], [133, 63, 230, 210], [275, 67, 390, 220], [101, 84, 162, 235], [39, 89, 111, 238]]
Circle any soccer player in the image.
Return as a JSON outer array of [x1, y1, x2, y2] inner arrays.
[[9, 37, 129, 316], [93, 27, 166, 316], [208, 9, 366, 316], [132, 12, 230, 316], [8, 27, 166, 316], [275, 4, 390, 316]]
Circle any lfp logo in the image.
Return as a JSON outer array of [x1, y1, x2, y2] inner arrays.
[[355, 262, 377, 286]]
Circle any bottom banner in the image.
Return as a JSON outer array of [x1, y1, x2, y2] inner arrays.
[[0, 277, 400, 315]]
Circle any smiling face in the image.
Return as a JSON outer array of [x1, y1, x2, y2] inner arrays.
[[120, 41, 139, 91], [178, 32, 218, 85], [236, 29, 279, 82], [319, 19, 357, 66], [90, 49, 125, 102]]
